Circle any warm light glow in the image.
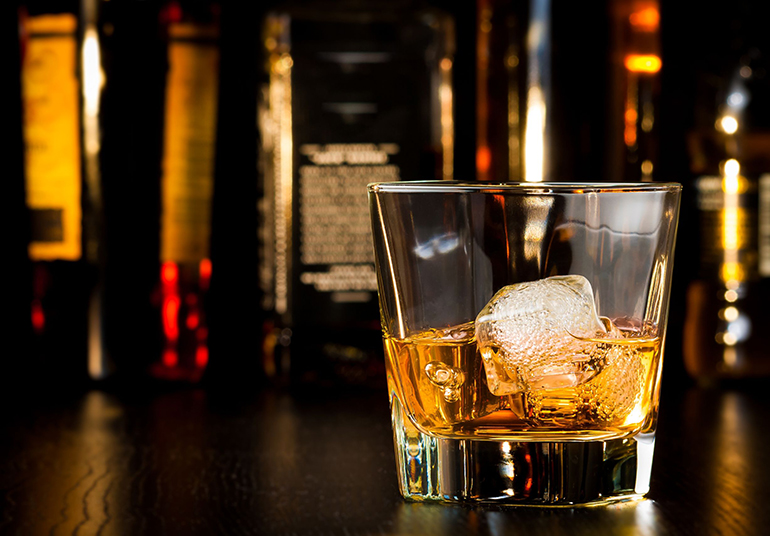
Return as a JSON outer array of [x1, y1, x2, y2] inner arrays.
[[87, 286, 105, 380], [31, 300, 45, 333], [625, 54, 662, 73], [723, 332, 737, 346], [723, 306, 739, 322], [629, 7, 660, 31], [82, 23, 104, 205], [522, 197, 553, 261], [720, 116, 738, 134], [199, 258, 212, 289], [270, 53, 293, 315], [724, 175, 740, 196], [195, 345, 209, 368], [724, 159, 740, 185], [166, 1, 183, 23], [476, 146, 491, 174], [723, 207, 740, 250], [624, 102, 638, 146], [162, 349, 178, 367], [725, 289, 739, 302], [721, 262, 745, 283], [162, 295, 181, 341], [641, 102, 654, 132], [641, 160, 653, 176], [82, 28, 103, 119], [161, 261, 178, 286], [439, 65, 454, 180], [524, 86, 545, 182], [81, 17, 104, 269], [721, 157, 744, 284], [186, 310, 199, 330]]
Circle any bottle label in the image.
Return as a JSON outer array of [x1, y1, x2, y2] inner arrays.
[[160, 23, 219, 263], [297, 143, 397, 300], [260, 10, 454, 326], [22, 14, 82, 261], [696, 176, 728, 266], [760, 174, 770, 277]]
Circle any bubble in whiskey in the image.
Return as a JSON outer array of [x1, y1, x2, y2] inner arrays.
[[443, 387, 460, 403], [424, 361, 465, 403]]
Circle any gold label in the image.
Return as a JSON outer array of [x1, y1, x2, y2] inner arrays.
[[22, 14, 82, 261], [160, 23, 219, 263]]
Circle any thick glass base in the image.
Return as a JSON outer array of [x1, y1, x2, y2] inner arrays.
[[391, 397, 655, 506]]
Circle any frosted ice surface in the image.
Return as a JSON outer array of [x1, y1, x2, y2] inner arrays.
[[475, 275, 619, 396]]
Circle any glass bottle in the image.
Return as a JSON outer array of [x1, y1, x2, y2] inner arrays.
[[682, 6, 770, 381], [258, 0, 455, 388], [475, 0, 661, 183], [97, 0, 221, 383], [19, 0, 100, 386]]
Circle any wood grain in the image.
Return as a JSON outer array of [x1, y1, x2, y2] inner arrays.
[[1, 379, 770, 535]]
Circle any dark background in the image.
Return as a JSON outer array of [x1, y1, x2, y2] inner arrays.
[[3, 3, 770, 534], [3, 0, 770, 395]]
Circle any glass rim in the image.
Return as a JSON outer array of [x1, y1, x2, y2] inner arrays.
[[368, 181, 682, 194]]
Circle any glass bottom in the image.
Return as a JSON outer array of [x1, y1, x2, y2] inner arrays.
[[391, 396, 655, 506]]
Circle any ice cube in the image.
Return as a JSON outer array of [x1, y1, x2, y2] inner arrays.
[[475, 275, 616, 396]]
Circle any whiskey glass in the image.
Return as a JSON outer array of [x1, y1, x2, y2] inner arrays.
[[368, 182, 681, 505]]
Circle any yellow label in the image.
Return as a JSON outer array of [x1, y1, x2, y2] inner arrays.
[[160, 23, 219, 263], [22, 14, 82, 261]]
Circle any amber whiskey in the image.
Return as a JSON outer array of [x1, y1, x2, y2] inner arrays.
[[384, 321, 661, 441]]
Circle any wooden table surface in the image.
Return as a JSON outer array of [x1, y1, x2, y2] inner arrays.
[[2, 374, 770, 536]]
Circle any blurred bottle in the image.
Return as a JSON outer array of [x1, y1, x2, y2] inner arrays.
[[96, 0, 220, 383], [475, 0, 661, 183], [19, 0, 101, 386], [607, 0, 661, 182], [5, 0, 33, 391], [258, 0, 454, 388], [202, 2, 265, 387], [95, 0, 162, 382], [18, 0, 225, 386], [682, 6, 770, 382], [151, 0, 220, 382]]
